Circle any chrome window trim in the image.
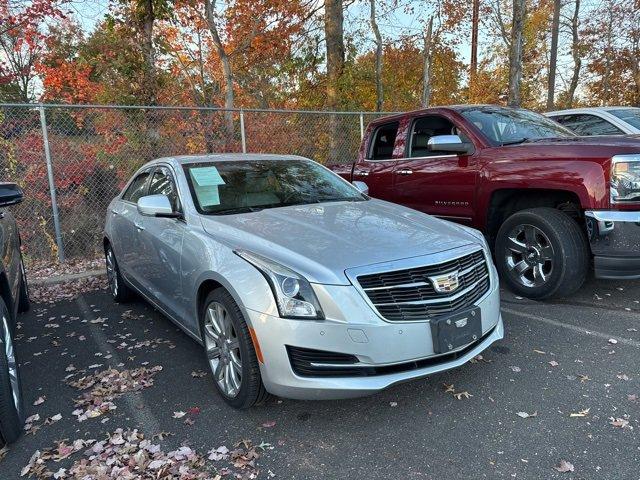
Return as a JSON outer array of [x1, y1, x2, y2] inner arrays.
[[345, 244, 491, 323]]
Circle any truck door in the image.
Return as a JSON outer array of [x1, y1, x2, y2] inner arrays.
[[392, 114, 477, 225], [351, 121, 401, 200]]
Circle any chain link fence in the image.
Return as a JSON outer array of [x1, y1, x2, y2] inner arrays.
[[0, 104, 388, 264]]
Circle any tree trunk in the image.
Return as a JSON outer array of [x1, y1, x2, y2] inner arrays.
[[508, 0, 525, 107], [204, 0, 235, 148], [324, 0, 344, 162], [566, 0, 581, 108], [370, 0, 383, 112], [546, 0, 561, 110], [141, 0, 157, 105], [470, 0, 480, 80], [421, 16, 434, 108], [602, 7, 614, 104], [140, 0, 159, 158]]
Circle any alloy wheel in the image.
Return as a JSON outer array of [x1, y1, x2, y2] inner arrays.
[[2, 314, 22, 419], [105, 248, 118, 297], [504, 224, 554, 288], [204, 302, 242, 398]]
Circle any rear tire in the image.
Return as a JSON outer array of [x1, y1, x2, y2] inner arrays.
[[201, 288, 270, 409], [495, 207, 589, 299], [17, 255, 30, 313], [0, 297, 24, 444], [105, 244, 134, 303]]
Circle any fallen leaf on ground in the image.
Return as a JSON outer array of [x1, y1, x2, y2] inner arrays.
[[262, 421, 276, 428], [608, 338, 618, 344], [33, 396, 46, 406], [454, 391, 472, 400], [570, 408, 590, 418], [516, 411, 538, 419], [548, 360, 559, 367], [533, 349, 546, 354], [554, 460, 575, 473], [510, 366, 521, 372], [173, 411, 187, 419], [610, 417, 632, 429]]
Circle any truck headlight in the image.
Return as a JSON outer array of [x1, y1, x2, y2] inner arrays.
[[235, 250, 324, 320], [611, 154, 640, 203]]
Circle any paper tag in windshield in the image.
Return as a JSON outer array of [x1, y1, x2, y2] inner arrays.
[[190, 166, 225, 186], [194, 183, 220, 207]]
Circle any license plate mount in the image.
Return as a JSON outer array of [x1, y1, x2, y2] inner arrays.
[[430, 307, 482, 354]]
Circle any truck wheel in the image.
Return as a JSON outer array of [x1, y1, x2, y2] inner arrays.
[[495, 207, 589, 299], [0, 297, 25, 444]]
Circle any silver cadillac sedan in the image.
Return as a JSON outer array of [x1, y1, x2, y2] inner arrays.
[[104, 154, 503, 408]]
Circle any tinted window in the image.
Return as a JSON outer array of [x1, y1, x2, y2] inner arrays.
[[149, 167, 180, 211], [409, 116, 461, 157], [608, 108, 640, 129], [460, 107, 574, 145], [183, 159, 367, 215], [122, 171, 150, 203], [553, 114, 623, 136], [369, 123, 398, 160]]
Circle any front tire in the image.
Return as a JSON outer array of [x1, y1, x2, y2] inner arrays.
[[495, 207, 589, 299], [201, 288, 269, 409], [105, 245, 134, 303], [0, 297, 24, 444]]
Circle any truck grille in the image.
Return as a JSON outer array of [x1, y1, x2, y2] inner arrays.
[[356, 249, 490, 322]]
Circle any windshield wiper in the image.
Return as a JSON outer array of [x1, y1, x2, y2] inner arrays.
[[500, 137, 530, 146], [211, 206, 264, 215]]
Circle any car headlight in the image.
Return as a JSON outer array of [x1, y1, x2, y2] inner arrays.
[[611, 154, 640, 203], [235, 250, 324, 320]]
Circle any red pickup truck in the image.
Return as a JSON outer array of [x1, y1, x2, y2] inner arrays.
[[331, 105, 640, 299]]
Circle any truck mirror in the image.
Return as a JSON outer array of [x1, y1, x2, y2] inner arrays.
[[427, 135, 474, 155]]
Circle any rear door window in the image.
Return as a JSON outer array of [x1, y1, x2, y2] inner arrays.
[[122, 171, 150, 203], [368, 122, 399, 160], [553, 114, 623, 136]]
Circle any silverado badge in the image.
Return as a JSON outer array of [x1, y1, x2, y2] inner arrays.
[[429, 271, 460, 293]]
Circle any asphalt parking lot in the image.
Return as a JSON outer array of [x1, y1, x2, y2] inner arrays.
[[1, 275, 639, 479]]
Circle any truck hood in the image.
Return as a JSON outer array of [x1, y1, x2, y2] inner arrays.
[[199, 199, 480, 285], [526, 135, 640, 148]]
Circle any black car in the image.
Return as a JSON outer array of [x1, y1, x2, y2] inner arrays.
[[0, 183, 29, 446]]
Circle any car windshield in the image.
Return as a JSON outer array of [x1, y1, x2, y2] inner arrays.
[[460, 106, 575, 146], [183, 159, 367, 215], [608, 108, 640, 129]]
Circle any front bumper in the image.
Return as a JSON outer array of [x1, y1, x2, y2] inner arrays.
[[585, 210, 640, 280], [246, 279, 502, 400]]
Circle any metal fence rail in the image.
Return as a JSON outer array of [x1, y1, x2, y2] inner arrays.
[[0, 104, 388, 263]]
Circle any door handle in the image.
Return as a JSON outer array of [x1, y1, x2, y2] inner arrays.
[[397, 169, 413, 175], [353, 170, 370, 177], [134, 222, 145, 231]]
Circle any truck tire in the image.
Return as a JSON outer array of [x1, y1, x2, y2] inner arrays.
[[495, 207, 589, 299], [0, 297, 24, 444]]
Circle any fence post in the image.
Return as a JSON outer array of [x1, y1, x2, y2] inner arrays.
[[38, 105, 66, 262], [359, 113, 364, 140], [240, 109, 247, 153]]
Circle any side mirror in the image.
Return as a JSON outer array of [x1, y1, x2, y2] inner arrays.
[[352, 181, 369, 195], [0, 183, 23, 207], [427, 135, 474, 154], [137, 194, 181, 218]]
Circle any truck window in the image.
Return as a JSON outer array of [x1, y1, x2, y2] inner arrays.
[[409, 116, 462, 157], [368, 122, 399, 160], [553, 114, 623, 136]]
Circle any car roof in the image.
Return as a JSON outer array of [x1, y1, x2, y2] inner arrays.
[[547, 106, 640, 115], [149, 153, 312, 166]]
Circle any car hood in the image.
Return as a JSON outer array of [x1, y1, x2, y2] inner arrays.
[[199, 199, 480, 285]]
